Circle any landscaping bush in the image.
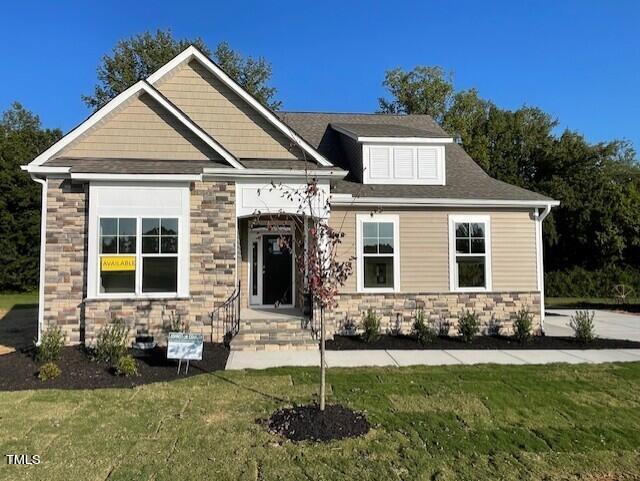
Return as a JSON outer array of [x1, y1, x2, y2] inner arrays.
[[569, 310, 597, 343], [485, 315, 502, 336], [360, 309, 380, 343], [436, 318, 451, 337], [412, 309, 435, 345], [545, 266, 640, 298], [36, 326, 64, 363], [513, 308, 533, 343], [38, 362, 61, 381], [115, 354, 139, 377], [457, 311, 480, 343], [95, 318, 129, 366]]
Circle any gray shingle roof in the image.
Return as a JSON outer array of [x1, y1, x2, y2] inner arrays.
[[45, 158, 229, 174], [278, 111, 554, 203], [330, 122, 450, 138]]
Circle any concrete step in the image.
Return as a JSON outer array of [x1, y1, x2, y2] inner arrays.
[[230, 317, 318, 351]]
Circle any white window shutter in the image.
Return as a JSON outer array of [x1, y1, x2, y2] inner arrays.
[[369, 146, 390, 179], [393, 147, 414, 178], [417, 147, 438, 179]]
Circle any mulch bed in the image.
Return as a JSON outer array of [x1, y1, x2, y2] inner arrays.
[[0, 343, 228, 391], [327, 334, 640, 350], [265, 404, 370, 442]]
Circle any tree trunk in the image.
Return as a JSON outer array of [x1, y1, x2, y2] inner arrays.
[[319, 307, 326, 411]]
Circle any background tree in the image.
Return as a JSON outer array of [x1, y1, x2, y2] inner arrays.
[[0, 103, 62, 291], [82, 29, 281, 110], [380, 66, 640, 295]]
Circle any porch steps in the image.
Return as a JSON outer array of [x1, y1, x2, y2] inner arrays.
[[230, 319, 318, 352]]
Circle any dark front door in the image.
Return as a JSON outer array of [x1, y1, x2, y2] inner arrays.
[[262, 234, 293, 305]]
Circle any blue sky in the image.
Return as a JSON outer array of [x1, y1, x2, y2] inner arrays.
[[1, 0, 639, 150]]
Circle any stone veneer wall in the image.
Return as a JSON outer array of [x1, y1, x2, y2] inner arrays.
[[42, 179, 88, 344], [328, 291, 541, 337], [43, 179, 237, 346]]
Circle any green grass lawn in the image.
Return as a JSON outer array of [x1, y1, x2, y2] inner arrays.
[[2, 363, 640, 480], [0, 291, 38, 312], [547, 297, 640, 311]]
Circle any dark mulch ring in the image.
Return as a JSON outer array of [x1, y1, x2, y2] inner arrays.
[[265, 404, 370, 442], [0, 343, 228, 391], [327, 334, 640, 350]]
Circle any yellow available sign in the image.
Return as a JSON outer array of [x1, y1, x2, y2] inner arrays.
[[101, 256, 136, 271]]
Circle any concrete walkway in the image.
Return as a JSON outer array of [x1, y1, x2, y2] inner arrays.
[[225, 348, 640, 370], [545, 309, 640, 341]]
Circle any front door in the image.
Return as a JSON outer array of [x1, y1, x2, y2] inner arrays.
[[262, 234, 293, 305]]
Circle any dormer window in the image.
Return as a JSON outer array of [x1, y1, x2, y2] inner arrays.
[[363, 144, 445, 185], [330, 123, 449, 186]]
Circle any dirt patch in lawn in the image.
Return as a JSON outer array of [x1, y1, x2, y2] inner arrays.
[[326, 334, 640, 350], [0, 343, 228, 391], [265, 404, 370, 442]]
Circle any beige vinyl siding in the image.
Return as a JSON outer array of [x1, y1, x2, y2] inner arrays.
[[491, 211, 537, 291], [156, 60, 301, 160], [58, 94, 221, 160], [331, 207, 538, 293]]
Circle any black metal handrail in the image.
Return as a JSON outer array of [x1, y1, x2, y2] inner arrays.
[[212, 280, 241, 341]]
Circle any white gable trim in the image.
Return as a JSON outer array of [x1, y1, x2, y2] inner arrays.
[[331, 124, 453, 144], [27, 81, 244, 170], [147, 46, 333, 167]]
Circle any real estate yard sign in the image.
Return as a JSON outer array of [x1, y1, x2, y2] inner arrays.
[[167, 333, 203, 374]]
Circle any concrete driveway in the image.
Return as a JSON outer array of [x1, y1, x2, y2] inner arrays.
[[545, 309, 640, 341]]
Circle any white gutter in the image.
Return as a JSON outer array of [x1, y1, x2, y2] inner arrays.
[[534, 204, 553, 332], [332, 195, 560, 209], [330, 125, 454, 144], [32, 176, 47, 345], [69, 173, 202, 182], [202, 168, 347, 180]]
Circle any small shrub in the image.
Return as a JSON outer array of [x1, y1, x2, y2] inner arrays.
[[457, 311, 480, 343], [36, 326, 65, 363], [485, 315, 502, 336], [115, 354, 139, 377], [95, 318, 129, 366], [361, 309, 380, 343], [341, 317, 357, 336], [436, 318, 451, 337], [38, 362, 61, 381], [513, 308, 533, 343], [569, 310, 597, 343], [388, 313, 402, 336], [412, 309, 435, 345]]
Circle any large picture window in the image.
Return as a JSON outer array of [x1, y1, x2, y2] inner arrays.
[[357, 215, 399, 292], [449, 215, 491, 291], [98, 216, 180, 296]]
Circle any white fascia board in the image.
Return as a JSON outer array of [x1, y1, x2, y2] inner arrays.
[[147, 46, 334, 168], [330, 125, 453, 144], [27, 80, 243, 170], [22, 165, 71, 174], [332, 195, 560, 208], [70, 173, 202, 182], [202, 167, 347, 180]]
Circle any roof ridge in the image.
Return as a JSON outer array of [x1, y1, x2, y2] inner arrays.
[[279, 110, 435, 117]]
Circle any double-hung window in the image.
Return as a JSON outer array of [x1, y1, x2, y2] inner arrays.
[[357, 214, 400, 292], [98, 217, 180, 295], [449, 215, 492, 291]]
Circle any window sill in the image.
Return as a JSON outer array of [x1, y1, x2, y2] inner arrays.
[[84, 294, 191, 302], [451, 287, 491, 293], [357, 287, 399, 294]]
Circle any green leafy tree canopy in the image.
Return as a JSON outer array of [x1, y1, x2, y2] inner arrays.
[[0, 103, 62, 291], [82, 29, 281, 111]]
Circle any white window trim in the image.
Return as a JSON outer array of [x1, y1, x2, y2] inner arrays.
[[356, 214, 400, 293], [448, 214, 492, 293], [87, 183, 190, 300], [362, 144, 445, 185]]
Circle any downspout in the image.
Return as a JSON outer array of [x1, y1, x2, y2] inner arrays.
[[32, 176, 48, 345], [534, 204, 552, 333]]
